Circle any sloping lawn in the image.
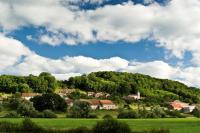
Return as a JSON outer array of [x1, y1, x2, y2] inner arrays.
[[0, 118, 199, 133]]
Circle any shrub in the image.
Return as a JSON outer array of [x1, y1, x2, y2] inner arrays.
[[192, 108, 200, 118], [92, 119, 131, 133], [17, 100, 36, 117], [42, 110, 57, 118], [166, 110, 185, 118], [4, 111, 20, 118], [20, 118, 43, 132], [69, 101, 92, 118], [0, 121, 20, 132], [103, 114, 113, 119]]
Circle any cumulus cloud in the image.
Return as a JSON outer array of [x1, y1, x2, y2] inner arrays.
[[1, 0, 200, 87], [1, 34, 200, 87], [0, 0, 200, 65]]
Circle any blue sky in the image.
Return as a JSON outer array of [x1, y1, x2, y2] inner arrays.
[[0, 0, 200, 87]]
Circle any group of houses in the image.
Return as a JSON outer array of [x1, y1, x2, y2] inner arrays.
[[20, 90, 118, 110], [19, 91, 197, 113], [169, 100, 196, 113], [66, 98, 117, 110]]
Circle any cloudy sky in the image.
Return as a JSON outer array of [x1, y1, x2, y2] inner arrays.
[[1, 0, 200, 87]]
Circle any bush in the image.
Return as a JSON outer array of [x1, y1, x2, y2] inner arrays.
[[20, 118, 43, 132], [0, 121, 20, 132], [103, 114, 113, 119], [68, 101, 92, 118], [42, 110, 57, 118], [166, 110, 185, 118], [17, 100, 36, 117], [92, 119, 131, 133], [192, 108, 200, 118], [4, 111, 20, 118]]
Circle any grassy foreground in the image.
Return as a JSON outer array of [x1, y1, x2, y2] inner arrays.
[[0, 118, 199, 133]]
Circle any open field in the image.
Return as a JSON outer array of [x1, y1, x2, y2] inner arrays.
[[0, 118, 199, 133]]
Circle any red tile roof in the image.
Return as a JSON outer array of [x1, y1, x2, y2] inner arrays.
[[100, 100, 114, 105], [21, 93, 40, 97]]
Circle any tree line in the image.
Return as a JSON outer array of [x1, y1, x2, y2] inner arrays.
[[64, 71, 200, 104]]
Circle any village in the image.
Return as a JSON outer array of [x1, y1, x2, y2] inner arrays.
[[17, 89, 197, 114]]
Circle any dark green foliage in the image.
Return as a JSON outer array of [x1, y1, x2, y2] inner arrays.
[[68, 101, 92, 118], [31, 93, 67, 112], [42, 109, 57, 118], [118, 106, 167, 119], [103, 114, 113, 119], [118, 110, 139, 119], [4, 111, 20, 118], [0, 121, 20, 132], [20, 118, 42, 132], [39, 72, 58, 92], [192, 108, 200, 118], [68, 90, 88, 100], [0, 72, 57, 93], [92, 119, 132, 133], [17, 100, 36, 117], [166, 110, 185, 118], [65, 71, 200, 104]]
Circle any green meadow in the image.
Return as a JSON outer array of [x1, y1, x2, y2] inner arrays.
[[0, 118, 199, 133]]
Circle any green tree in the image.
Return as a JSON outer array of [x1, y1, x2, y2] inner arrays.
[[69, 101, 91, 118], [31, 93, 67, 111], [39, 72, 58, 91], [17, 100, 36, 116]]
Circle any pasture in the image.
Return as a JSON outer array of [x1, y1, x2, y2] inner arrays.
[[0, 118, 199, 133]]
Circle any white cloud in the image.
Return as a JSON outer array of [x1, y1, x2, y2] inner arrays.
[[0, 34, 31, 70], [1, 0, 200, 87], [1, 0, 200, 65], [1, 34, 200, 87]]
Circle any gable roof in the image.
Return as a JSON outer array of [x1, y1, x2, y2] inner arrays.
[[21, 93, 40, 97], [100, 100, 114, 105]]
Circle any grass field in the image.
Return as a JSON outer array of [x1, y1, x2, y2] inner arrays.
[[0, 118, 199, 133]]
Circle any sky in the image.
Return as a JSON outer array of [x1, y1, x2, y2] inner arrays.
[[1, 0, 200, 87]]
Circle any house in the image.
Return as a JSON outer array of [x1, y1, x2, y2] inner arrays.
[[88, 99, 101, 110], [87, 92, 111, 98], [169, 100, 192, 111], [58, 89, 75, 97], [95, 92, 104, 98], [87, 92, 95, 97], [65, 99, 74, 108], [99, 100, 117, 110], [21, 93, 41, 100], [127, 91, 141, 100], [182, 105, 196, 113]]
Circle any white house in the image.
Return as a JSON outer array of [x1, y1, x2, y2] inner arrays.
[[182, 105, 196, 113], [21, 93, 41, 100], [99, 100, 117, 110], [127, 91, 141, 100]]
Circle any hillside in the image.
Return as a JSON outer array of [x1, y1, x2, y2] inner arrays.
[[0, 71, 200, 104], [64, 71, 200, 104]]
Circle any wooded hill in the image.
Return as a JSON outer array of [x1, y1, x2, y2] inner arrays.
[[0, 71, 200, 104], [64, 71, 200, 104]]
